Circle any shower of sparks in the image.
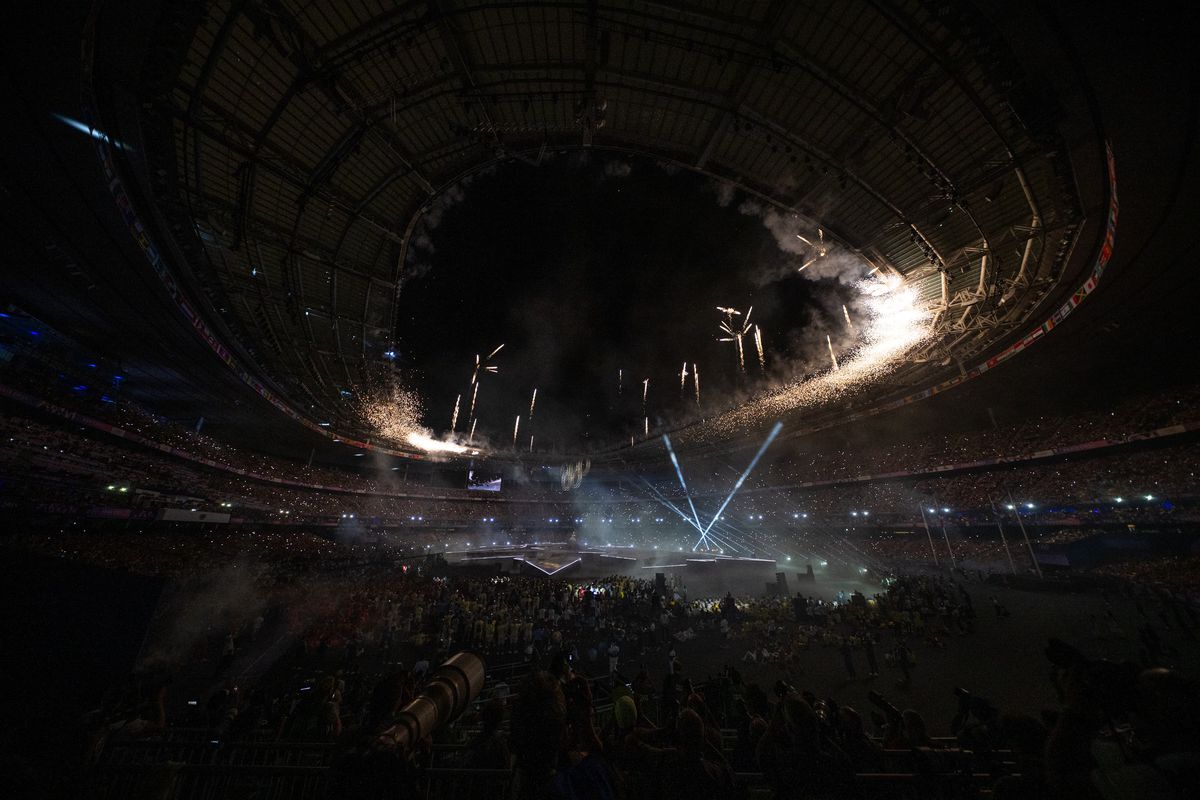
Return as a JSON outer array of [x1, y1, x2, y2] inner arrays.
[[512, 415, 521, 446], [843, 304, 855, 331], [687, 273, 929, 440], [679, 362, 688, 395], [827, 334, 840, 371], [693, 363, 701, 407], [355, 377, 467, 455], [450, 393, 461, 431], [529, 388, 538, 418], [718, 306, 754, 372], [753, 325, 765, 371]]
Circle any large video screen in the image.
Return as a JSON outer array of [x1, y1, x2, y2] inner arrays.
[[466, 468, 502, 492]]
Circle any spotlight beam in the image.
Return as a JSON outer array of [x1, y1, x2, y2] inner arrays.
[[662, 434, 704, 531], [699, 421, 783, 542], [638, 478, 703, 532]]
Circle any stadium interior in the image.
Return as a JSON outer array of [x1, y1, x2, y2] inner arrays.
[[1, 1, 1198, 798]]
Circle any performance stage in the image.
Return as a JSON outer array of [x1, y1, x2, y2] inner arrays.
[[442, 543, 878, 599]]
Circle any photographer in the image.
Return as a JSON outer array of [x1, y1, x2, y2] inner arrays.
[[756, 689, 855, 799]]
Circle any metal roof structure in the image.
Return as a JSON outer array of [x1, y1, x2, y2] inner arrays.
[[111, 1, 1103, 453]]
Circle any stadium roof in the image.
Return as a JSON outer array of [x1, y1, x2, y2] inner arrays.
[[3, 1, 1195, 465]]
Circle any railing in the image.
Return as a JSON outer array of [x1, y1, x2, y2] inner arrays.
[[85, 762, 1016, 800]]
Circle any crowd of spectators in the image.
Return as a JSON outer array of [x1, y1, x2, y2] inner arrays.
[[76, 560, 1200, 800]]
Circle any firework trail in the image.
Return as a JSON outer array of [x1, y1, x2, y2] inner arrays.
[[529, 388, 538, 418], [679, 363, 688, 395], [529, 434, 534, 452], [843, 304, 854, 332], [754, 325, 765, 371], [693, 363, 701, 407], [644, 417, 649, 437], [512, 415, 521, 446], [468, 418, 477, 444], [487, 343, 505, 359], [468, 382, 479, 419], [450, 393, 461, 431], [618, 369, 623, 396], [471, 354, 480, 385], [827, 334, 840, 371], [642, 378, 649, 410], [718, 306, 754, 373]]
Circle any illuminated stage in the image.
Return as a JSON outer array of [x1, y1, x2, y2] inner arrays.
[[446, 543, 785, 596]]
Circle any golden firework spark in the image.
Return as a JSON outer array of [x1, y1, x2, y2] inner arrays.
[[693, 362, 701, 407], [354, 376, 468, 455], [450, 393, 461, 431], [718, 306, 755, 372], [843, 304, 855, 332], [468, 418, 477, 444], [754, 325, 765, 371], [529, 388, 538, 418], [468, 382, 479, 419], [686, 273, 929, 443], [679, 362, 688, 395], [512, 414, 521, 446], [827, 334, 840, 372]]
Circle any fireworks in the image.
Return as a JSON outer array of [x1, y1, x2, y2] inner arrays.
[[468, 382, 479, 420], [827, 334, 840, 371], [618, 368, 623, 396], [718, 305, 754, 372], [529, 434, 534, 452], [644, 416, 649, 437], [843, 304, 855, 332], [355, 376, 467, 455], [529, 387, 538, 418], [693, 362, 701, 407], [471, 345, 504, 384], [642, 378, 649, 409], [690, 273, 930, 440], [468, 418, 477, 444], [753, 325, 765, 371], [679, 362, 688, 395], [450, 393, 461, 431], [513, 415, 521, 446]]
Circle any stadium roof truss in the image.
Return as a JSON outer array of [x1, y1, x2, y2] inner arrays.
[[138, 0, 1091, 439]]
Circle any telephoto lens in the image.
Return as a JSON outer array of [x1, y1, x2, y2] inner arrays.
[[376, 652, 486, 751]]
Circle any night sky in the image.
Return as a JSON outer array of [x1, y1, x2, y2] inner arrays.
[[394, 153, 859, 451]]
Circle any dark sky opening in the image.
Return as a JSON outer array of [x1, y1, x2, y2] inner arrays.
[[395, 152, 853, 451]]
